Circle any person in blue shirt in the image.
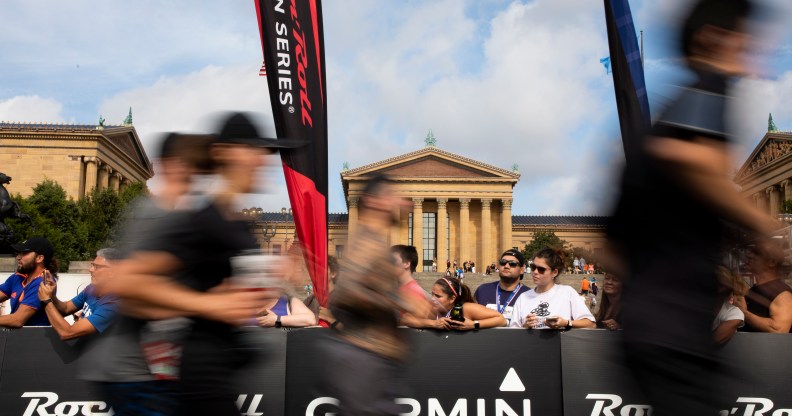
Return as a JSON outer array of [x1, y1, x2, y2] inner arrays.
[[0, 237, 55, 327], [38, 248, 119, 340]]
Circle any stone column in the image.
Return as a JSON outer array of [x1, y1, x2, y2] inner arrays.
[[389, 202, 401, 245], [782, 180, 792, 205], [83, 156, 98, 196], [757, 191, 768, 213], [480, 199, 492, 267], [119, 179, 129, 192], [109, 173, 121, 192], [437, 198, 448, 268], [768, 186, 781, 217], [97, 164, 112, 190], [348, 197, 359, 237], [459, 198, 470, 264], [412, 198, 424, 271], [501, 199, 513, 253]]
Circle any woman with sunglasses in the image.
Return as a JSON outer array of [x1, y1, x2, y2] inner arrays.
[[414, 277, 506, 330], [509, 247, 595, 329], [595, 273, 623, 331]]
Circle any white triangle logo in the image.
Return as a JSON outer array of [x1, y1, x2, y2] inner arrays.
[[499, 367, 525, 392]]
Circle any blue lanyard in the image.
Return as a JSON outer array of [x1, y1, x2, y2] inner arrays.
[[496, 284, 522, 314]]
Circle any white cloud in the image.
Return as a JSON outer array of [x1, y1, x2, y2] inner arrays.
[[324, 0, 619, 214], [8, 0, 790, 218], [0, 96, 65, 123]]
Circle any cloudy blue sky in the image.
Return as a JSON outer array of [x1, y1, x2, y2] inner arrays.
[[1, 0, 791, 215]]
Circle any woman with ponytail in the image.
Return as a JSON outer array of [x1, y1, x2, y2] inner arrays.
[[510, 247, 595, 329], [409, 276, 506, 330]]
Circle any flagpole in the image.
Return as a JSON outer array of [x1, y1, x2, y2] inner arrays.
[[640, 30, 644, 67]]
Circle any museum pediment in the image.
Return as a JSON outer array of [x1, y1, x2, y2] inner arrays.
[[342, 147, 519, 180], [735, 132, 792, 182], [104, 128, 152, 174]]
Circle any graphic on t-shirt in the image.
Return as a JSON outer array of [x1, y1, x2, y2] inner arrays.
[[486, 304, 514, 320], [531, 302, 550, 317], [81, 303, 93, 318]]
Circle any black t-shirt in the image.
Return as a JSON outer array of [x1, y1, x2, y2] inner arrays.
[[147, 202, 259, 396], [608, 71, 732, 352]]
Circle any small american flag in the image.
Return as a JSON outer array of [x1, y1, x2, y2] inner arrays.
[[259, 60, 267, 77]]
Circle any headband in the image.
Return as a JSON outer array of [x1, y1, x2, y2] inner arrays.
[[442, 278, 459, 298]]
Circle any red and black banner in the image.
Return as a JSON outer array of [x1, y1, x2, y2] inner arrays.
[[256, 0, 328, 306]]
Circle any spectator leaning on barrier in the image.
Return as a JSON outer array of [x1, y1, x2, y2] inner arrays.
[[304, 255, 339, 328], [393, 244, 432, 329], [734, 241, 792, 333], [38, 248, 120, 340], [712, 266, 746, 343], [595, 273, 623, 331], [256, 284, 317, 328], [474, 249, 530, 326], [0, 237, 56, 327], [419, 276, 506, 330], [510, 247, 595, 330]]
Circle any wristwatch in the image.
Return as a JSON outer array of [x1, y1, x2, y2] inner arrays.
[[565, 320, 573, 330], [474, 320, 480, 330], [275, 315, 282, 328], [41, 299, 53, 305]]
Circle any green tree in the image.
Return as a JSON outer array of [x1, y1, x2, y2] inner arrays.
[[77, 183, 146, 256], [6, 180, 148, 271], [8, 180, 88, 268], [522, 230, 568, 261], [783, 199, 792, 214]]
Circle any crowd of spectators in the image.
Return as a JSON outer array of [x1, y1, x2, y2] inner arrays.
[[3, 239, 790, 339]]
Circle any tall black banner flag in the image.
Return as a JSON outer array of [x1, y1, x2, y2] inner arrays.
[[256, 0, 328, 306], [604, 0, 650, 165]]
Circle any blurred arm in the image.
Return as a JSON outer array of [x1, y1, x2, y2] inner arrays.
[[646, 136, 778, 235]]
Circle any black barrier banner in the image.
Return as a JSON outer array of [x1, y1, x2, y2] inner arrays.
[[0, 328, 106, 416], [561, 330, 792, 416], [232, 328, 288, 416], [3, 328, 792, 415], [0, 327, 287, 416], [285, 328, 564, 416]]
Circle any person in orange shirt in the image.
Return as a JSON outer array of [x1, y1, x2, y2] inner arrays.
[[580, 275, 591, 296]]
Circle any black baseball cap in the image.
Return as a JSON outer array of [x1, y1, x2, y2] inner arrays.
[[12, 237, 54, 263], [216, 112, 306, 149], [500, 249, 526, 266]]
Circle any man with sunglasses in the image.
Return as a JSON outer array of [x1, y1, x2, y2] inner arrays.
[[0, 237, 55, 328], [474, 249, 530, 326]]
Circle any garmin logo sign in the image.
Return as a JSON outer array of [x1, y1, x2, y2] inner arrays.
[[306, 368, 532, 416]]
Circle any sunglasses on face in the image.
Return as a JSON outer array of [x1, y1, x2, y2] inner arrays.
[[530, 264, 549, 274], [499, 259, 520, 268]]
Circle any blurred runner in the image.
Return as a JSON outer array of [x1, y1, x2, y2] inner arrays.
[[325, 174, 417, 416], [607, 1, 778, 414], [103, 114, 303, 415]]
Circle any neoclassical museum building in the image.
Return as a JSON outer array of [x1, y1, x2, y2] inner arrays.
[[250, 138, 609, 271], [0, 111, 152, 200], [734, 118, 792, 218]]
